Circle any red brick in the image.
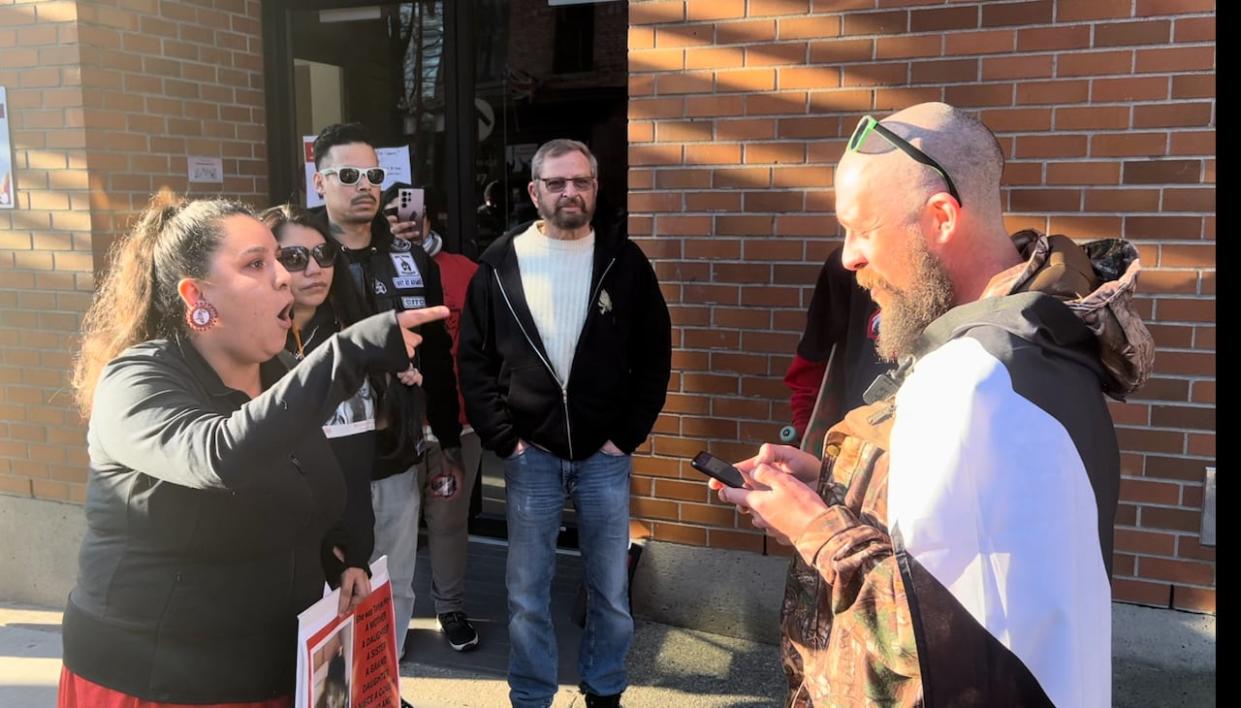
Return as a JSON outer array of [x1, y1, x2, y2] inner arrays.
[[1010, 189, 1081, 212], [778, 16, 841, 40], [1001, 163, 1044, 186], [630, 144, 682, 166], [778, 116, 838, 139], [982, 1, 1053, 27], [745, 92, 807, 115], [1174, 17, 1215, 43], [1135, 46, 1214, 73], [1045, 163, 1121, 186], [1120, 478, 1182, 506], [630, 97, 686, 119], [684, 47, 742, 70], [874, 35, 941, 60], [680, 503, 738, 528], [911, 58, 977, 84], [1136, 0, 1215, 16], [1125, 216, 1203, 240], [652, 523, 707, 546], [842, 11, 909, 36], [1057, 0, 1131, 21], [1192, 326, 1215, 350], [1157, 243, 1214, 268], [630, 26, 654, 50], [945, 83, 1013, 107], [1095, 20, 1171, 47], [715, 167, 773, 188], [910, 6, 978, 32], [772, 166, 832, 188], [1057, 50, 1133, 77], [1150, 405, 1214, 431], [739, 0, 809, 16], [1139, 557, 1213, 585], [1114, 528, 1177, 556], [684, 0, 749, 21], [716, 215, 775, 235], [685, 95, 745, 117], [657, 71, 714, 95], [1123, 160, 1201, 184], [1015, 135, 1087, 158], [841, 62, 907, 87], [1171, 586, 1215, 614], [1116, 427, 1184, 455], [1163, 188, 1214, 213], [1140, 506, 1202, 533], [745, 41, 808, 67], [1112, 578, 1171, 607], [715, 19, 778, 44], [1187, 433, 1213, 457], [1171, 75, 1215, 100], [631, 0, 686, 24], [983, 54, 1053, 80], [686, 192, 742, 211], [1190, 380, 1214, 405], [655, 25, 713, 48], [712, 395, 772, 419], [809, 37, 875, 64], [1177, 535, 1216, 562], [1017, 79, 1090, 105], [1139, 274, 1198, 298], [743, 190, 805, 212], [1018, 26, 1091, 52], [1133, 103, 1213, 129], [808, 88, 877, 113], [1056, 106, 1130, 131], [1145, 455, 1207, 482], [1092, 77, 1170, 104]]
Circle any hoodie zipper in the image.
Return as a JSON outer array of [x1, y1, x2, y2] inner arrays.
[[492, 256, 618, 460], [494, 271, 575, 459]]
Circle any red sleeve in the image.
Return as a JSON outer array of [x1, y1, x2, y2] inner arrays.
[[784, 353, 828, 436]]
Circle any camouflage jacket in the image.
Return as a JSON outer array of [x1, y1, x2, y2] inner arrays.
[[778, 232, 1154, 707]]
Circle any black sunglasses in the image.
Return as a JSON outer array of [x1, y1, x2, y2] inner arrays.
[[277, 242, 339, 272], [847, 115, 963, 206]]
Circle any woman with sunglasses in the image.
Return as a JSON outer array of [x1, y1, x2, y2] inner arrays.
[[261, 205, 418, 615], [61, 195, 447, 707]]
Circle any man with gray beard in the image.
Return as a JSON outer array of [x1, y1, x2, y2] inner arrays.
[[459, 139, 671, 708], [710, 103, 1154, 706]]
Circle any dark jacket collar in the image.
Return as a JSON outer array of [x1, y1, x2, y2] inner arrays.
[[173, 335, 289, 401]]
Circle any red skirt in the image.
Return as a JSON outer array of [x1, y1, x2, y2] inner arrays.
[[58, 667, 292, 708]]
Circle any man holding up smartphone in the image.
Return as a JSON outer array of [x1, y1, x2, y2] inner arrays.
[[709, 103, 1153, 707], [382, 182, 485, 654]]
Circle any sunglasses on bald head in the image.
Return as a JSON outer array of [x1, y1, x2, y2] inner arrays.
[[847, 115, 963, 207], [277, 242, 339, 272]]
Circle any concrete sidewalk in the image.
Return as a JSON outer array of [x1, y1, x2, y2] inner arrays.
[[0, 603, 784, 707], [0, 600, 1218, 707]]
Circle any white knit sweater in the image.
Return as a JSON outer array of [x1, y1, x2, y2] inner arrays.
[[513, 221, 595, 384]]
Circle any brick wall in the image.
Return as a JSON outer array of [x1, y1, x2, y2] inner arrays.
[[627, 0, 1216, 613], [0, 1, 93, 504], [0, 0, 268, 505]]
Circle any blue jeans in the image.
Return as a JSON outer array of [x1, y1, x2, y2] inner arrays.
[[504, 446, 633, 708]]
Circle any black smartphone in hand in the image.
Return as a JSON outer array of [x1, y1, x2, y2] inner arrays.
[[690, 451, 746, 489]]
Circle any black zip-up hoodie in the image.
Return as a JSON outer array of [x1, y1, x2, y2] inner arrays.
[[458, 220, 672, 461]]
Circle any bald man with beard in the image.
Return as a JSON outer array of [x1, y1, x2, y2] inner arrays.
[[711, 103, 1155, 707]]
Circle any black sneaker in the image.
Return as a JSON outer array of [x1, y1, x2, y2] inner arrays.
[[436, 611, 480, 652], [585, 693, 622, 708]]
